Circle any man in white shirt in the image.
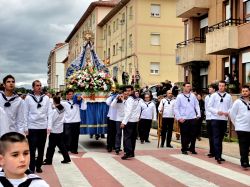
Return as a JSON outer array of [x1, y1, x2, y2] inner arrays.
[[120, 85, 141, 160], [158, 90, 175, 148], [0, 75, 23, 133], [174, 82, 201, 155], [106, 91, 118, 152], [61, 89, 86, 154], [111, 89, 127, 154], [139, 93, 157, 144], [204, 84, 217, 158], [0, 107, 10, 136], [23, 80, 51, 173], [229, 85, 250, 168], [208, 80, 233, 164]]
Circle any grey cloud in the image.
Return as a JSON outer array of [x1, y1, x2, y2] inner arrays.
[[0, 0, 96, 88]]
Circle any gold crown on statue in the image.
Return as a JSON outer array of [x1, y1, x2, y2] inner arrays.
[[83, 30, 95, 44]]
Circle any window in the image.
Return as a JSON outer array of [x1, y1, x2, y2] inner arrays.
[[129, 6, 133, 20], [129, 34, 132, 48], [150, 62, 160, 74], [151, 33, 160, 46], [244, 0, 250, 21], [108, 25, 111, 36], [116, 18, 119, 30], [116, 43, 119, 54], [243, 51, 250, 84], [113, 21, 116, 33], [151, 4, 160, 17], [121, 13, 125, 24], [224, 0, 231, 20], [121, 39, 125, 51], [113, 45, 116, 56], [108, 48, 110, 57], [184, 22, 189, 41]]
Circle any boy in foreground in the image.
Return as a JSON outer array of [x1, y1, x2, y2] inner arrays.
[[0, 132, 49, 186]]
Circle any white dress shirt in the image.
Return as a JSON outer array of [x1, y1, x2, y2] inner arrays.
[[174, 93, 201, 120], [0, 107, 11, 136], [23, 93, 51, 131], [229, 98, 250, 132], [111, 96, 125, 122], [207, 92, 233, 121], [158, 98, 175, 118], [0, 91, 24, 132], [140, 101, 157, 121], [122, 96, 141, 125], [205, 94, 212, 120], [61, 99, 87, 123], [106, 95, 117, 121], [48, 106, 65, 133]]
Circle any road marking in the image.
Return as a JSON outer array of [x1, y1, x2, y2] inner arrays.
[[53, 153, 91, 187], [221, 154, 241, 165], [83, 152, 154, 187], [136, 155, 218, 187], [172, 154, 250, 186]]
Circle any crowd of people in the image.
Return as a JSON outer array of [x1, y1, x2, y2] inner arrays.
[[0, 74, 249, 187], [106, 81, 250, 168]]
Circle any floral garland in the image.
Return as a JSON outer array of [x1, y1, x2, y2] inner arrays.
[[66, 63, 113, 93]]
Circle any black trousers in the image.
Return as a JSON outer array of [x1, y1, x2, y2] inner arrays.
[[211, 120, 227, 159], [161, 118, 174, 147], [63, 122, 80, 153], [196, 118, 203, 138], [45, 133, 70, 163], [123, 122, 137, 156], [28, 129, 47, 172], [115, 121, 122, 149], [179, 119, 197, 152], [206, 120, 214, 155], [138, 119, 152, 141], [236, 131, 250, 165], [107, 119, 116, 150]]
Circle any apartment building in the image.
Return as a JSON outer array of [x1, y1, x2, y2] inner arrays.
[[65, 0, 118, 70], [98, 0, 184, 86], [176, 0, 250, 92], [47, 43, 68, 91]]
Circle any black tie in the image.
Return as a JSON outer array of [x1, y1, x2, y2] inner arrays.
[[240, 98, 250, 110], [68, 100, 74, 109], [167, 99, 171, 104], [1, 92, 18, 107], [183, 94, 190, 102], [29, 94, 45, 108], [217, 92, 226, 102]]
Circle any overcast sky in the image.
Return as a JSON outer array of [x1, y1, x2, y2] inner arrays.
[[0, 0, 96, 88]]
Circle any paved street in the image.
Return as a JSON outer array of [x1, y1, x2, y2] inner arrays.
[[37, 133, 250, 187]]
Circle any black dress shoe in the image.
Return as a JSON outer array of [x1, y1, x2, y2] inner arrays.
[[115, 149, 120, 155], [71, 151, 78, 154], [43, 161, 52, 165], [191, 151, 197, 154], [241, 162, 250, 168], [141, 140, 144, 144], [145, 140, 150, 143], [36, 168, 43, 173], [217, 160, 222, 164], [107, 148, 112, 152], [61, 160, 71, 164], [160, 145, 164, 148], [207, 153, 214, 158], [218, 158, 225, 162], [167, 145, 173, 148], [121, 154, 133, 160], [182, 151, 188, 155]]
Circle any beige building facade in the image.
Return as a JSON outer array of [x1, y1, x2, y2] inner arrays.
[[65, 0, 118, 70], [176, 0, 250, 92], [47, 43, 69, 91], [98, 0, 184, 86]]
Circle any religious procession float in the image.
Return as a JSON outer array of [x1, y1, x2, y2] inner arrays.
[[66, 31, 113, 137]]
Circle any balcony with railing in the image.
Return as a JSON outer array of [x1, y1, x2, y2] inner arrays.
[[176, 0, 209, 18], [176, 37, 209, 65], [206, 18, 247, 55]]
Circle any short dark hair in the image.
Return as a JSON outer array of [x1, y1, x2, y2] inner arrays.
[[66, 89, 74, 95], [242, 85, 250, 90], [183, 82, 191, 87], [53, 96, 61, 104], [32, 80, 41, 87], [0, 132, 28, 155], [218, 80, 226, 85], [3, 75, 15, 84], [126, 85, 134, 91], [209, 84, 218, 91]]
